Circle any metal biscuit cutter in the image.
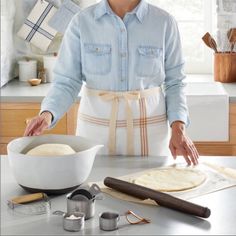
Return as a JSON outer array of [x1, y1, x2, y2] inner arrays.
[[7, 193, 51, 215]]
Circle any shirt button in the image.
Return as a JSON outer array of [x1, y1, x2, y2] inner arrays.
[[121, 52, 127, 57], [121, 28, 125, 33]]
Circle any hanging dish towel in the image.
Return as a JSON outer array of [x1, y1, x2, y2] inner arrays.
[[48, 0, 81, 34], [17, 0, 58, 52]]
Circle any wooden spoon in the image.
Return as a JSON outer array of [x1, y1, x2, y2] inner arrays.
[[202, 32, 218, 53], [227, 28, 236, 52]]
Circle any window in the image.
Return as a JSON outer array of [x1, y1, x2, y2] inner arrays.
[[147, 0, 215, 74]]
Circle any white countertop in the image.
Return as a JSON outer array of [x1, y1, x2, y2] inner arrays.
[[1, 155, 236, 235], [0, 80, 56, 103], [1, 75, 236, 103]]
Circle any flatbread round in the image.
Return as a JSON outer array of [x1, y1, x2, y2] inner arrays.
[[133, 168, 206, 192], [26, 144, 76, 156]]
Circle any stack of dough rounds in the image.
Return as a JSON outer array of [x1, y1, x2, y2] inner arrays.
[[26, 143, 76, 156], [132, 168, 206, 192]]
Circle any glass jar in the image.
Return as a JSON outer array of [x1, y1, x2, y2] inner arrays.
[[38, 68, 47, 83]]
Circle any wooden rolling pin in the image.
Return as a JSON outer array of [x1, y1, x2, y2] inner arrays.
[[104, 177, 211, 218]]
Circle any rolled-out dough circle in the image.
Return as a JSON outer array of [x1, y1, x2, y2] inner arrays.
[[133, 168, 206, 192], [26, 144, 76, 156]]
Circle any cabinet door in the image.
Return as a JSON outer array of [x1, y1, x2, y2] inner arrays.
[[0, 102, 79, 154], [1, 107, 67, 137]]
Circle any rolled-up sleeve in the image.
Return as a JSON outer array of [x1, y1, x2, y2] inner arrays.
[[40, 15, 82, 128], [163, 15, 190, 127]]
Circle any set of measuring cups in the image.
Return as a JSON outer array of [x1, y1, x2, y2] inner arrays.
[[53, 184, 150, 232], [53, 184, 102, 231]]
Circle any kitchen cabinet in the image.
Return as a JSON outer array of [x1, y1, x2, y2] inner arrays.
[[194, 103, 236, 155], [0, 102, 79, 154]]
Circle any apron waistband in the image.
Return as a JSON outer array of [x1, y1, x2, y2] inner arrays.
[[81, 86, 162, 156], [82, 86, 162, 98]]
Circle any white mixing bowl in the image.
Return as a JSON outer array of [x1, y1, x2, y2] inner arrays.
[[7, 135, 103, 194]]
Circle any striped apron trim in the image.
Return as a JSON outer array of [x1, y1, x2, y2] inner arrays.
[[78, 113, 167, 127], [139, 98, 149, 156]]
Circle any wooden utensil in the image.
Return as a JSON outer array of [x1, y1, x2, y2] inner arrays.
[[227, 28, 236, 52], [104, 177, 211, 219], [7, 193, 51, 215], [202, 32, 218, 53], [8, 193, 46, 205]]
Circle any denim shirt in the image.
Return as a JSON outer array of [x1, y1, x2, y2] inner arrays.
[[41, 0, 189, 127]]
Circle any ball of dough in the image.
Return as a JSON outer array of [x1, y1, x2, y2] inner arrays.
[[26, 144, 76, 156]]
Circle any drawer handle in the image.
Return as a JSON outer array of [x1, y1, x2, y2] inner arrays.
[[25, 118, 33, 125]]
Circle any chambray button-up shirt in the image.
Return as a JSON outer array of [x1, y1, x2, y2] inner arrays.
[[41, 0, 189, 127]]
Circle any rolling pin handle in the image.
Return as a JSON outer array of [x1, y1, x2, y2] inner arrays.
[[203, 208, 211, 218]]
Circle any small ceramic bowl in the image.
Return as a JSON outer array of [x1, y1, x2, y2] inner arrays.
[[28, 78, 41, 86]]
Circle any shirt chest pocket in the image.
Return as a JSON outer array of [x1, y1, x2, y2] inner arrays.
[[136, 46, 163, 77], [84, 44, 112, 75]]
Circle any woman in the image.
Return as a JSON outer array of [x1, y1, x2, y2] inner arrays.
[[24, 0, 199, 165]]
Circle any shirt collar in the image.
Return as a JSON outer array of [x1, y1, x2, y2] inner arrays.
[[133, 0, 149, 23], [94, 0, 111, 20], [94, 0, 148, 23]]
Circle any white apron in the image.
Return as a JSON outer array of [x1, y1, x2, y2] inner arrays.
[[76, 86, 170, 156]]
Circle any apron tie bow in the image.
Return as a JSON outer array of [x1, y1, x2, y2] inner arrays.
[[99, 92, 141, 155]]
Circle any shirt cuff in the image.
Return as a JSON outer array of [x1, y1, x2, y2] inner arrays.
[[39, 108, 59, 129], [167, 111, 190, 128]]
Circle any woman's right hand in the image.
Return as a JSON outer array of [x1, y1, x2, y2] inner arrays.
[[24, 111, 53, 136]]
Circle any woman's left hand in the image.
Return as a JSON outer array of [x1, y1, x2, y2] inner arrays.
[[169, 121, 199, 165]]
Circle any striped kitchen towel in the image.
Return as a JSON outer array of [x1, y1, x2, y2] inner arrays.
[[48, 0, 81, 34], [17, 0, 58, 52]]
